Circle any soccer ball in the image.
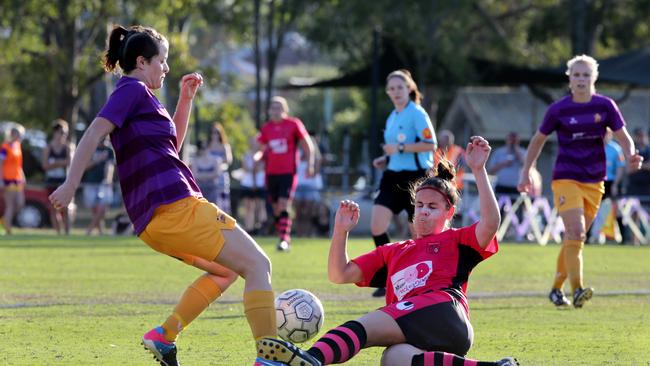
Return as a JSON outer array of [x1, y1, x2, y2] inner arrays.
[[275, 289, 325, 343]]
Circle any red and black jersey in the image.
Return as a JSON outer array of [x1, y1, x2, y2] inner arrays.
[[352, 222, 498, 308]]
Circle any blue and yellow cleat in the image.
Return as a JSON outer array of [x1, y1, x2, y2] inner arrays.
[[142, 326, 179, 366]]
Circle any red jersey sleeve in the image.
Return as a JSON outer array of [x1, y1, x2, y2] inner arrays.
[[457, 222, 498, 259], [293, 118, 309, 142], [351, 246, 387, 288]]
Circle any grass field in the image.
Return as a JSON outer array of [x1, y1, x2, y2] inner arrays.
[[1, 233, 650, 365]]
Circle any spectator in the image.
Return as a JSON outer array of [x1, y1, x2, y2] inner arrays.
[[487, 132, 526, 197], [626, 127, 650, 198], [190, 140, 220, 206], [435, 129, 465, 190], [206, 122, 232, 213], [239, 136, 267, 235], [293, 136, 324, 237], [43, 119, 74, 235], [82, 136, 115, 235], [0, 124, 26, 235]]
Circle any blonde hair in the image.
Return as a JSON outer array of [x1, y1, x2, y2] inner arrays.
[[566, 55, 599, 78], [271, 96, 289, 113], [386, 69, 422, 105]]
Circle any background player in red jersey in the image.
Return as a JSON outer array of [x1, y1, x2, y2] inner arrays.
[[255, 96, 316, 251], [257, 137, 517, 366]]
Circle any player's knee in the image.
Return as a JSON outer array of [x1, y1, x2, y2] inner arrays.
[[381, 344, 414, 366], [240, 250, 272, 280]]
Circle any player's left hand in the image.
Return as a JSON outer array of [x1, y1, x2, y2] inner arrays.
[[179, 72, 203, 100], [334, 200, 360, 232], [628, 151, 644, 171], [465, 136, 491, 171]]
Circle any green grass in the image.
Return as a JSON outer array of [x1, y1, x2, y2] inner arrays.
[[1, 234, 650, 365]]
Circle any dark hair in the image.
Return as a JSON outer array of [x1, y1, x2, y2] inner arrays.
[[104, 25, 167, 73], [410, 158, 459, 209], [386, 69, 422, 105]]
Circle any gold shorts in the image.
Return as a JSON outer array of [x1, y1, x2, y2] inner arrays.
[[551, 179, 604, 220], [139, 196, 236, 266]]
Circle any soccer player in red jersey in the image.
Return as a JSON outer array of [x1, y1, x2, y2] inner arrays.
[[258, 137, 518, 366], [256, 96, 316, 251], [518, 55, 643, 309]]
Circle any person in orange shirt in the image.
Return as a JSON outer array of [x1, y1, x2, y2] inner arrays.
[[0, 125, 26, 235], [435, 129, 466, 190]]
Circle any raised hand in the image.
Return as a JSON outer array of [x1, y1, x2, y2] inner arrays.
[[179, 72, 203, 100], [465, 136, 491, 171], [334, 200, 360, 232]]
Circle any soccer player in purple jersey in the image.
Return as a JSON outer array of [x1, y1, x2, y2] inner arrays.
[[518, 55, 643, 309], [258, 137, 517, 366], [49, 25, 314, 366]]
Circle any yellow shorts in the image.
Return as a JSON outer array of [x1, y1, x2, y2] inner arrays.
[[551, 179, 604, 220], [139, 196, 236, 266]]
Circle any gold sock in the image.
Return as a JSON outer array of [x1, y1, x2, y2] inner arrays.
[[552, 245, 568, 289], [243, 290, 277, 341], [563, 239, 584, 292], [162, 274, 222, 342]]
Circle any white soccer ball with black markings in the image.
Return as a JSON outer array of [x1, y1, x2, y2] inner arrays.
[[275, 289, 325, 343]]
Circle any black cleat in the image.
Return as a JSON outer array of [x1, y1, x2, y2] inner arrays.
[[496, 357, 519, 366], [372, 287, 386, 297], [257, 338, 322, 366], [548, 288, 571, 307], [573, 287, 593, 308]]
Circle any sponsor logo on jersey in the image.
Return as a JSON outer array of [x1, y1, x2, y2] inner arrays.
[[569, 117, 578, 125], [395, 301, 415, 311], [391, 261, 433, 300], [594, 113, 602, 123]]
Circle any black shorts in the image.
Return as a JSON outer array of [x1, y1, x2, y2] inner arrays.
[[240, 187, 267, 199], [374, 169, 428, 221], [382, 291, 473, 356], [603, 180, 618, 199], [266, 174, 297, 203]]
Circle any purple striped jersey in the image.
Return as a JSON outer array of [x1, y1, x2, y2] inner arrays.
[[539, 93, 625, 183], [97, 76, 202, 234]]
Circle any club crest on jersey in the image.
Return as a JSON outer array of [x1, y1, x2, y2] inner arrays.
[[422, 128, 433, 140], [395, 301, 415, 311], [559, 196, 565, 206], [594, 113, 602, 123], [426, 243, 440, 254]]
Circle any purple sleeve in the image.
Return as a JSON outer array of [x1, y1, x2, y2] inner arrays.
[[457, 222, 498, 259], [97, 82, 145, 128], [606, 98, 625, 131], [351, 247, 386, 287], [538, 104, 558, 135]]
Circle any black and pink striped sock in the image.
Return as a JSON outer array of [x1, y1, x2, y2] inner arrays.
[[276, 210, 292, 242], [412, 352, 497, 366], [307, 320, 367, 365]]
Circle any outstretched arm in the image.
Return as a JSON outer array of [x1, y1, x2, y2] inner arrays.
[[465, 136, 500, 248], [49, 118, 115, 210], [328, 200, 363, 284], [172, 73, 203, 150]]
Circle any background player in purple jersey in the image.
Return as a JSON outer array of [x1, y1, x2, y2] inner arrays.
[[258, 137, 517, 366], [49, 25, 311, 366], [518, 55, 643, 309]]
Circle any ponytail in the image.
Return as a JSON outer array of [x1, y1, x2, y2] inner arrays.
[[104, 26, 129, 72]]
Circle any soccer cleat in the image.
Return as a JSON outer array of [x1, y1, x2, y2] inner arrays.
[[548, 288, 571, 307], [277, 240, 291, 252], [573, 287, 594, 308], [372, 287, 386, 297], [254, 357, 285, 366], [257, 338, 322, 366], [142, 326, 179, 366], [496, 357, 519, 366]]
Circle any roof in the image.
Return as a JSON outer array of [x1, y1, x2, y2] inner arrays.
[[439, 87, 650, 142]]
